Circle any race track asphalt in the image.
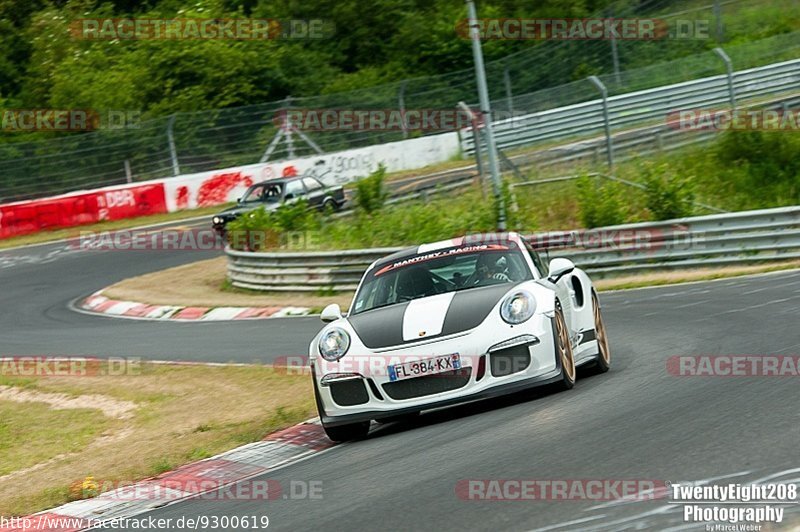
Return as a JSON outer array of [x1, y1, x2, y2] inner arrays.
[[0, 221, 323, 362], [3, 224, 799, 530], [140, 271, 800, 530]]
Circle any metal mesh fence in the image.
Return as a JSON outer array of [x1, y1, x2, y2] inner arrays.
[[0, 0, 797, 202]]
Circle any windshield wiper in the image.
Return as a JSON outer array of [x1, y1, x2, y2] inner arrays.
[[355, 296, 414, 314]]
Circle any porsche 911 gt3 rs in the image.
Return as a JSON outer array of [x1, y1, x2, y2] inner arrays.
[[310, 232, 611, 441]]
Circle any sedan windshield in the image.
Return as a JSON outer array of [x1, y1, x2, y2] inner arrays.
[[351, 246, 532, 315], [241, 183, 283, 203]]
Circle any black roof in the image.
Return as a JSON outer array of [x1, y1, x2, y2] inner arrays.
[[248, 176, 299, 187]]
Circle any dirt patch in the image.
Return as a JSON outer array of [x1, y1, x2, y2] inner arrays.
[[0, 385, 137, 419], [0, 363, 315, 516]]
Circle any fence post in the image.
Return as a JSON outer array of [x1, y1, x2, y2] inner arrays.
[[124, 160, 133, 183], [167, 115, 181, 176], [609, 8, 621, 86], [503, 67, 514, 113], [458, 101, 486, 198], [399, 80, 408, 139], [713, 47, 736, 109], [713, 0, 723, 42], [466, 0, 506, 231], [588, 76, 613, 168]]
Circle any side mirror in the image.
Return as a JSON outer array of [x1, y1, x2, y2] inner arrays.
[[320, 303, 342, 323], [236, 197, 242, 203], [284, 193, 294, 200], [547, 258, 575, 283]]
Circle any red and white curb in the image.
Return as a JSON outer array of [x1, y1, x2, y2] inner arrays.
[[77, 292, 311, 321], [0, 419, 335, 531]]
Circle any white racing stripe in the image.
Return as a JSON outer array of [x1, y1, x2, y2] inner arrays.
[[402, 292, 455, 341]]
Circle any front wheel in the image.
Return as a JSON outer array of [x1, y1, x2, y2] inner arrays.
[[553, 301, 576, 390], [314, 381, 370, 442], [322, 198, 339, 212], [322, 421, 370, 442]]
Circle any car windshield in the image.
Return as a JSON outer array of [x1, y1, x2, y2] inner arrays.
[[351, 245, 532, 315], [241, 183, 283, 203]]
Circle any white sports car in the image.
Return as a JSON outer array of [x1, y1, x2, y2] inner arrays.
[[310, 232, 611, 442]]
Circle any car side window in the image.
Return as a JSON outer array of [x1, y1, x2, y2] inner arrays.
[[284, 179, 305, 199], [524, 240, 548, 278], [302, 177, 324, 192]]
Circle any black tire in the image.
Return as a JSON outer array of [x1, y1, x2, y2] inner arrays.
[[322, 198, 339, 212], [322, 421, 371, 442], [553, 300, 576, 390], [589, 291, 611, 373], [313, 378, 370, 442]]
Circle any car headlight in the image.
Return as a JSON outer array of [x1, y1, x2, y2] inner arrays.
[[212, 216, 222, 225], [500, 291, 536, 324], [318, 327, 351, 361]]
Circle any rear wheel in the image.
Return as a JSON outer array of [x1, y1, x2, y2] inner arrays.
[[322, 421, 370, 442], [322, 198, 339, 212], [591, 292, 611, 373], [553, 301, 576, 390]]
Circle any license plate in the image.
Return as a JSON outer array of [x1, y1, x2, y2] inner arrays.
[[388, 354, 461, 382]]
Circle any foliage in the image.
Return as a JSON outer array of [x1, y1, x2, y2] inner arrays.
[[575, 174, 625, 228], [226, 199, 321, 251], [711, 130, 800, 206], [227, 185, 499, 251], [639, 161, 695, 220], [2, 0, 798, 144], [354, 164, 388, 214]]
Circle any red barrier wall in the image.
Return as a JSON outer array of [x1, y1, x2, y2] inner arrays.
[[0, 183, 167, 240]]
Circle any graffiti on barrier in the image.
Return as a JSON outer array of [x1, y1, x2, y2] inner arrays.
[[195, 171, 254, 207]]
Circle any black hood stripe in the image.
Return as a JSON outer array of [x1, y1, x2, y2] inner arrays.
[[347, 302, 409, 349], [440, 283, 520, 336], [347, 283, 520, 349]]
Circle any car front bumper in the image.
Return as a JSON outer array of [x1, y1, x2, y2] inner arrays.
[[313, 314, 561, 427]]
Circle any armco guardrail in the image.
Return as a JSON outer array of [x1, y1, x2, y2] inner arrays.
[[226, 247, 401, 292], [225, 206, 800, 292], [461, 58, 800, 156]]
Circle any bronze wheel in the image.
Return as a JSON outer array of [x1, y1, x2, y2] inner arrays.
[[554, 302, 576, 389], [591, 292, 611, 373]]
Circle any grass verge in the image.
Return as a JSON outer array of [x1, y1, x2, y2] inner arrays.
[[0, 362, 315, 517]]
